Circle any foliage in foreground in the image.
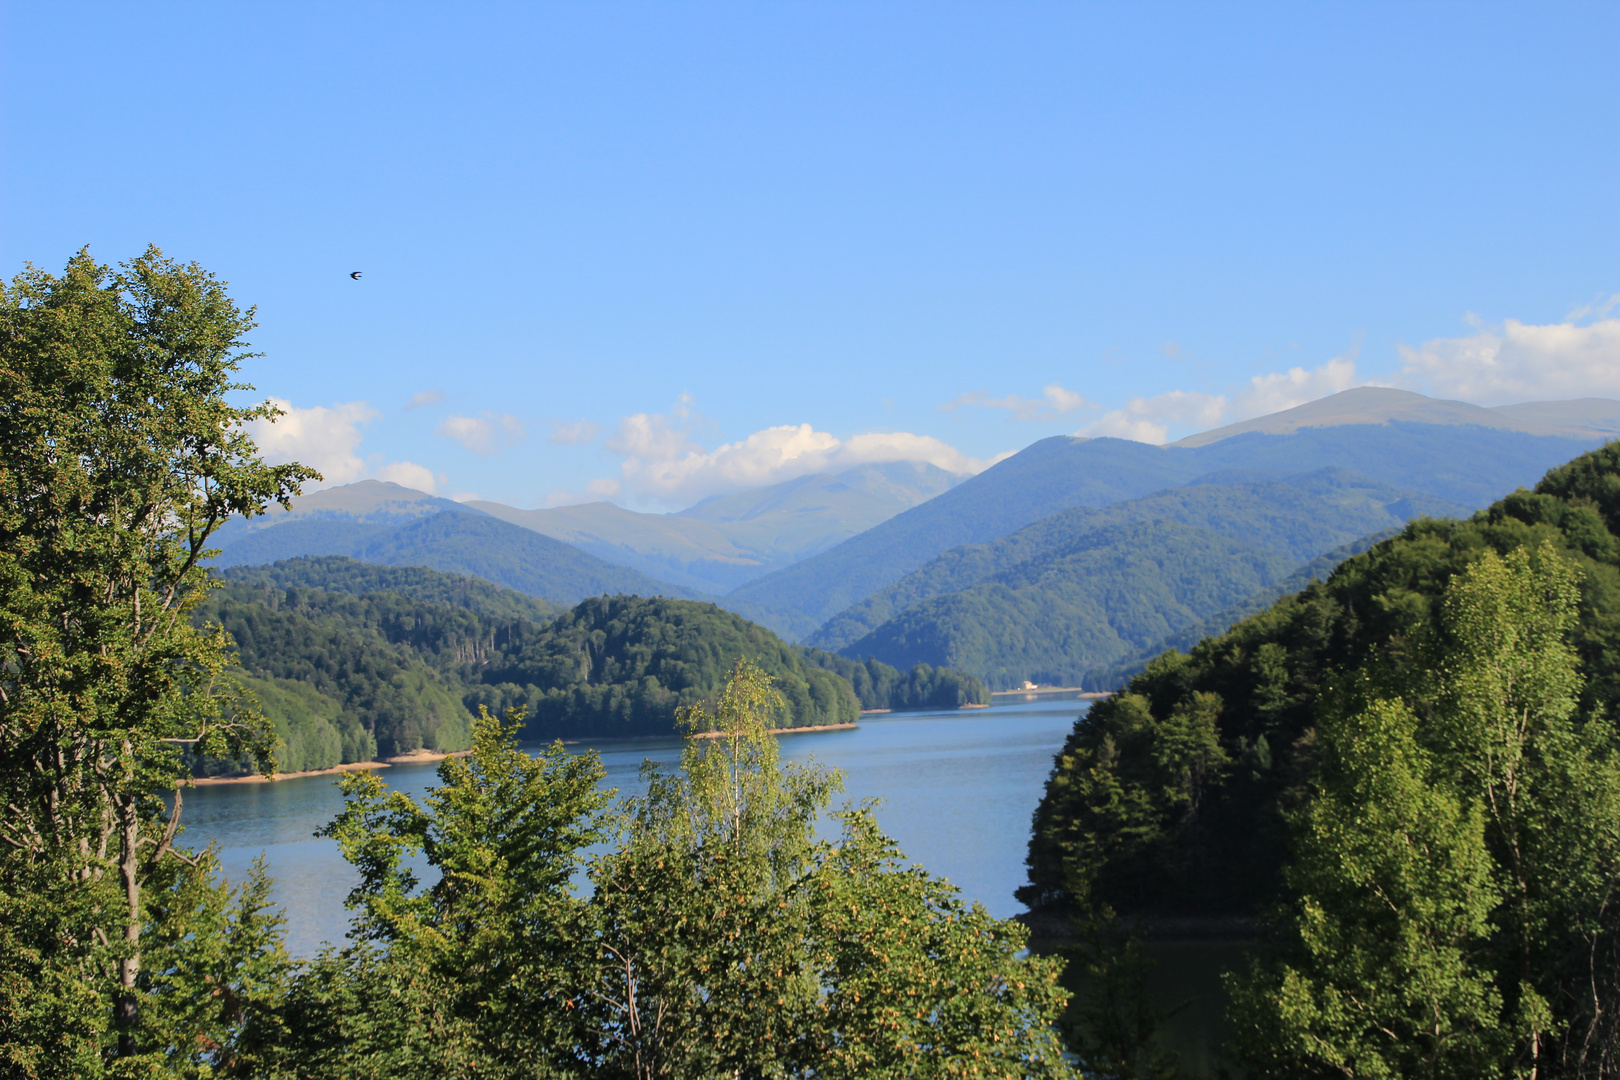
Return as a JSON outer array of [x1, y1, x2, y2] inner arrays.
[[237, 661, 1075, 1078], [1227, 545, 1620, 1078], [0, 247, 312, 1073]]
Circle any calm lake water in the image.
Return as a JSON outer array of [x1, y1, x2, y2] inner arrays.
[[180, 696, 1089, 957]]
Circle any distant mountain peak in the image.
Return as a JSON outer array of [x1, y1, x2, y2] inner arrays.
[[1172, 388, 1620, 448]]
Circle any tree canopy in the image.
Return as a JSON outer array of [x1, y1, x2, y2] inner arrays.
[[0, 247, 313, 1070], [238, 663, 1077, 1078]]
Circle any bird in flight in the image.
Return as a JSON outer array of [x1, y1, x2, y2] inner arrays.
[[350, 271, 363, 280]]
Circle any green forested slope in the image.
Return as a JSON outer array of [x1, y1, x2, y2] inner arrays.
[[724, 424, 1603, 638], [1021, 442, 1620, 920], [220, 556, 560, 621], [844, 521, 1296, 688], [461, 595, 860, 736], [809, 469, 1462, 653], [797, 647, 990, 710], [196, 560, 983, 772]]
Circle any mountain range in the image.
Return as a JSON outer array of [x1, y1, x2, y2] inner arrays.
[[216, 389, 1620, 690]]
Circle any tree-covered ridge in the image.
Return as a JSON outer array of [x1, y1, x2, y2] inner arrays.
[[464, 594, 861, 736], [200, 577, 995, 778], [199, 559, 994, 769], [218, 555, 560, 622], [841, 520, 1296, 690], [811, 473, 1463, 692], [798, 647, 990, 710], [214, 508, 707, 606], [1021, 442, 1620, 922]]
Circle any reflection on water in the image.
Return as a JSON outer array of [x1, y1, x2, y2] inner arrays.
[[181, 697, 1089, 958]]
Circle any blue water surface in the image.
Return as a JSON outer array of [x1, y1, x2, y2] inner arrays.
[[180, 696, 1089, 957]]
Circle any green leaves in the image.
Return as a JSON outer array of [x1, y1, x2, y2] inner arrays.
[[0, 248, 313, 1070], [1230, 545, 1620, 1077], [284, 662, 1078, 1078]]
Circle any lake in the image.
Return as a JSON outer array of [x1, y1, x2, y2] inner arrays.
[[180, 695, 1090, 957]]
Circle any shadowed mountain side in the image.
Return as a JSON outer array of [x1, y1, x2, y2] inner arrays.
[[807, 469, 1465, 652], [729, 422, 1603, 638], [723, 437, 1195, 639], [468, 461, 966, 593], [841, 521, 1295, 689], [214, 511, 704, 606], [1182, 422, 1602, 507]]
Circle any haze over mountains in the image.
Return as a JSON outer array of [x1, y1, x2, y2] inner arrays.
[[218, 389, 1620, 690]]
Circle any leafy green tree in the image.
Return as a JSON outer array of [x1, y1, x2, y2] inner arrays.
[[239, 706, 614, 1079], [569, 659, 1077, 1077], [0, 248, 313, 1070], [1227, 697, 1506, 1078], [1229, 544, 1620, 1078], [265, 661, 1076, 1078]]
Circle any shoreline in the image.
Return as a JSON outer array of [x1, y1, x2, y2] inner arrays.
[[692, 722, 858, 739], [191, 748, 473, 787], [989, 688, 1114, 699]]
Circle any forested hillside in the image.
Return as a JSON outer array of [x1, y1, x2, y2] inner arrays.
[[798, 647, 989, 710], [724, 421, 1605, 638], [813, 470, 1461, 687], [1022, 442, 1620, 920], [215, 509, 701, 605], [198, 558, 982, 774]]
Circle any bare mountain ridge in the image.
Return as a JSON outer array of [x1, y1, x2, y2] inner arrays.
[[1172, 387, 1620, 447]]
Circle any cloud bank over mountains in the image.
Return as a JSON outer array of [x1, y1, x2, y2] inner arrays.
[[247, 306, 1620, 509], [1396, 308, 1620, 405], [248, 398, 443, 495], [1077, 355, 1361, 444], [585, 400, 1010, 507]]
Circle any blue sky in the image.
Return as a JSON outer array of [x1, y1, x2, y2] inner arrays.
[[4, 2, 1617, 510]]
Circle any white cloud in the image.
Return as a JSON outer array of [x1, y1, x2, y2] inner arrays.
[[1080, 390, 1228, 444], [601, 401, 1007, 504], [404, 389, 444, 410], [549, 419, 603, 445], [246, 398, 443, 493], [1229, 355, 1360, 420], [1076, 354, 1359, 444], [1395, 316, 1620, 405], [940, 383, 1095, 422], [437, 412, 527, 456], [373, 460, 440, 494], [247, 398, 379, 486]]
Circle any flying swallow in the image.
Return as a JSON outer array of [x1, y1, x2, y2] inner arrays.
[[350, 271, 363, 280]]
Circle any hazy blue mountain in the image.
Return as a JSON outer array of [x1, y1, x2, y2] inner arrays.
[[808, 469, 1464, 653], [215, 510, 702, 606], [216, 479, 481, 534], [469, 460, 966, 592], [725, 414, 1607, 638]]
